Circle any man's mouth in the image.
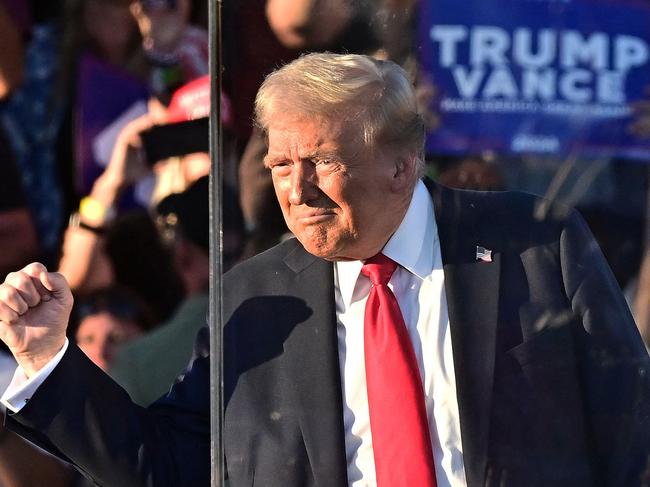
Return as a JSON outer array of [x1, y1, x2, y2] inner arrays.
[[294, 211, 336, 224]]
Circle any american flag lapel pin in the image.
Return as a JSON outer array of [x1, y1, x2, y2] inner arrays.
[[476, 245, 493, 263]]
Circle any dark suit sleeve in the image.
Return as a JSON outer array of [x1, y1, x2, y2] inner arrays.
[[4, 341, 210, 487], [560, 209, 650, 486]]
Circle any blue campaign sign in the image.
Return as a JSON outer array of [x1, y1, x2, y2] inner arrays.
[[417, 0, 650, 160]]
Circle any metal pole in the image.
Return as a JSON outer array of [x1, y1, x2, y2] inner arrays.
[[208, 0, 225, 486]]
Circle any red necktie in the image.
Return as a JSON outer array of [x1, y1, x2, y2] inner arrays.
[[362, 253, 437, 487]]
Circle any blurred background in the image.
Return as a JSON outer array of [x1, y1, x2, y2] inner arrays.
[[0, 0, 648, 485]]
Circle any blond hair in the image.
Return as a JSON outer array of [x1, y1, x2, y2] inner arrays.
[[255, 53, 425, 171]]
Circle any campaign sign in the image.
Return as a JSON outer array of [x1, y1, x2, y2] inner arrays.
[[418, 0, 650, 160]]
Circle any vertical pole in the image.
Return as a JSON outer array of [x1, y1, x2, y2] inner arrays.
[[208, 0, 225, 486]]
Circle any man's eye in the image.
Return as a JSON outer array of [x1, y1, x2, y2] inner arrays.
[[315, 158, 336, 166], [270, 161, 290, 169], [270, 162, 292, 175]]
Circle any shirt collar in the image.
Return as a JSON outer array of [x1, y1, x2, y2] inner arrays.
[[335, 180, 437, 308]]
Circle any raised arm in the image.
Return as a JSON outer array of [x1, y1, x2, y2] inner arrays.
[[0, 263, 210, 487]]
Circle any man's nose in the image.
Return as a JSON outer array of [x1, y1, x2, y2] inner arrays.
[[288, 162, 318, 205]]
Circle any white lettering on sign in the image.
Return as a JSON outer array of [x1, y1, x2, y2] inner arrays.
[[559, 69, 591, 103], [430, 25, 468, 67], [470, 26, 510, 65], [452, 67, 484, 98], [560, 31, 608, 69], [522, 69, 556, 100], [616, 36, 649, 71], [513, 28, 556, 68], [483, 68, 519, 98], [429, 25, 649, 105], [511, 134, 560, 152]]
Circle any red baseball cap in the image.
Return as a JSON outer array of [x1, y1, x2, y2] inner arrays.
[[165, 75, 233, 128]]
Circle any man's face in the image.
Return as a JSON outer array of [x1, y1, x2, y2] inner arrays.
[[264, 114, 413, 261]]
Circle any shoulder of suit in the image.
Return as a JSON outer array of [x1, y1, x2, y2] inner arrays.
[[224, 237, 303, 283], [438, 183, 576, 225]]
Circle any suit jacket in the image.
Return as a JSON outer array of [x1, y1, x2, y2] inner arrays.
[[6, 180, 650, 487]]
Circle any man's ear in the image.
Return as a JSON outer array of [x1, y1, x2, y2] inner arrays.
[[391, 152, 418, 192]]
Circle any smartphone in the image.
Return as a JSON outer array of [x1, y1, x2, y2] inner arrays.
[[140, 117, 209, 164]]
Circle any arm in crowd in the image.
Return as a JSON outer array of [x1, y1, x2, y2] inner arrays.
[[0, 2, 23, 99], [58, 114, 154, 293]]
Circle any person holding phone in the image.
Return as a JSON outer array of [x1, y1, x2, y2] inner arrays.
[[58, 75, 217, 296]]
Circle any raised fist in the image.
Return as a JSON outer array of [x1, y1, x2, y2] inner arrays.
[[0, 263, 73, 377]]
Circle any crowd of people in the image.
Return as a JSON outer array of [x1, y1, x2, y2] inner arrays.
[[0, 0, 420, 484], [0, 0, 648, 486]]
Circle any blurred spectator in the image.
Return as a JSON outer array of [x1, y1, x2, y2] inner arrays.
[[111, 175, 245, 406], [629, 88, 650, 140], [0, 140, 39, 282], [0, 1, 36, 282], [265, 0, 353, 50], [0, 1, 25, 98], [57, 111, 153, 292], [130, 0, 209, 101], [154, 175, 244, 276], [1, 0, 32, 38], [1, 0, 147, 265], [434, 155, 506, 192], [1, 0, 209, 267], [57, 76, 218, 303], [371, 0, 418, 64], [64, 0, 143, 72], [56, 0, 151, 204], [68, 286, 155, 372], [105, 210, 186, 324]]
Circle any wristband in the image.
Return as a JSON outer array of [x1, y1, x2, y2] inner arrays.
[[68, 212, 105, 235]]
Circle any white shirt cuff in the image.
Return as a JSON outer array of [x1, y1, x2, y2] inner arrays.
[[0, 338, 69, 413]]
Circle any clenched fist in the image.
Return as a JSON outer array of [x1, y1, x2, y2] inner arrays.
[[0, 263, 73, 377]]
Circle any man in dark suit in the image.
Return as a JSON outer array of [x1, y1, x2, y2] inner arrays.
[[0, 53, 649, 487]]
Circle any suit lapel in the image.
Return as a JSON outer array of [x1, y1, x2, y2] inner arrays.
[[428, 180, 501, 487], [282, 244, 348, 486]]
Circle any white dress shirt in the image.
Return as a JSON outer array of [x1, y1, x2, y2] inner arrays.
[[1, 339, 69, 413], [335, 180, 467, 487]]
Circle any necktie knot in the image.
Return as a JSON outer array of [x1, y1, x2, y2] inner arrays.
[[361, 253, 398, 286]]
